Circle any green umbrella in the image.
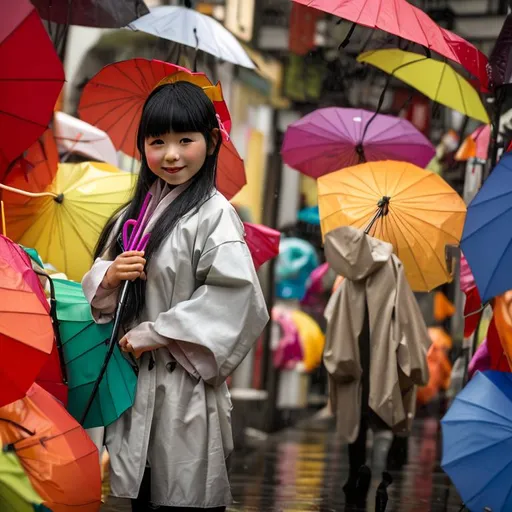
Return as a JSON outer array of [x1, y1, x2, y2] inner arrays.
[[52, 278, 138, 429], [0, 450, 42, 512]]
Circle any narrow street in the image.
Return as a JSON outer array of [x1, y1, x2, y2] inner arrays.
[[102, 412, 462, 512]]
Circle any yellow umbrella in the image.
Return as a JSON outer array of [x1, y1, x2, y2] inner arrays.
[[2, 162, 135, 282], [317, 160, 466, 292], [357, 49, 490, 124]]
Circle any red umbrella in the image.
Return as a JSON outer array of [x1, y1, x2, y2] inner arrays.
[[78, 58, 231, 159], [292, 0, 489, 91], [0, 236, 53, 407], [0, 0, 65, 179], [243, 222, 281, 270], [217, 138, 246, 200]]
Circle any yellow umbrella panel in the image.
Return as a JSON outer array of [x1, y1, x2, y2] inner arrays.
[[357, 49, 490, 124], [317, 160, 467, 292], [3, 162, 135, 282]]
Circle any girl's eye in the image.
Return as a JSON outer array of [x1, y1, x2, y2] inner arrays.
[[180, 138, 193, 144], [149, 139, 164, 146]]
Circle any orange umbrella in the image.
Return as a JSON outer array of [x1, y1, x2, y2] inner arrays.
[[0, 384, 101, 512], [317, 160, 467, 291], [217, 138, 246, 200], [0, 242, 53, 407], [78, 58, 231, 159]]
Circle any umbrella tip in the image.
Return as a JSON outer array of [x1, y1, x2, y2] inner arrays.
[[54, 193, 64, 204]]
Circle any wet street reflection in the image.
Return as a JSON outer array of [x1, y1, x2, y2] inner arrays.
[[102, 408, 461, 512]]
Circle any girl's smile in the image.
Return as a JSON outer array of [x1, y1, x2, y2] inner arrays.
[[144, 130, 218, 185]]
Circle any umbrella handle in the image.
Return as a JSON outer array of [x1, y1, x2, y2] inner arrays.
[[80, 280, 131, 425]]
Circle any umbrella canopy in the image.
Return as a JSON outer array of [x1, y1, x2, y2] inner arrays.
[[32, 0, 149, 28], [52, 278, 137, 429], [0, 384, 102, 512], [128, 6, 255, 69], [317, 160, 467, 292], [0, 450, 43, 512], [217, 138, 246, 200], [357, 49, 490, 124], [441, 371, 512, 512], [0, 237, 53, 407], [3, 162, 135, 282], [461, 152, 512, 301], [0, 0, 65, 178], [78, 58, 231, 159], [291, 0, 489, 90], [281, 107, 435, 178], [243, 222, 281, 270], [53, 111, 118, 166], [298, 206, 320, 225]]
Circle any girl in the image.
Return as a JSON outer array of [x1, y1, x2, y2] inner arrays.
[[82, 81, 269, 511]]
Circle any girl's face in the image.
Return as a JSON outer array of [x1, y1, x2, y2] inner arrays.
[[144, 130, 219, 186]]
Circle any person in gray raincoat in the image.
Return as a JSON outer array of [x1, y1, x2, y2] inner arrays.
[[82, 81, 269, 511]]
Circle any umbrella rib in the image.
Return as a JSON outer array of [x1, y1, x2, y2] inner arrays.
[[0, 110, 48, 129], [0, 78, 64, 83], [463, 203, 512, 240], [112, 61, 147, 96], [391, 173, 433, 200], [345, 168, 381, 197], [468, 189, 512, 207]]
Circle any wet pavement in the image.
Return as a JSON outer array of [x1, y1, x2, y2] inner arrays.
[[101, 411, 462, 512]]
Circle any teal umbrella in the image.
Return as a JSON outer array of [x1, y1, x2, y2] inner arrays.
[[52, 278, 138, 429]]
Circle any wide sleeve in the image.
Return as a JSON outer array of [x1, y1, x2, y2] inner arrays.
[[127, 240, 269, 386], [82, 214, 124, 324]]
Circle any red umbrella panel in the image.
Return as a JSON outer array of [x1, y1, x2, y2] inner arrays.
[[292, 0, 488, 91], [0, 383, 102, 512], [78, 58, 231, 159], [0, 239, 53, 407], [243, 222, 281, 270], [0, 0, 65, 179], [217, 138, 246, 200]]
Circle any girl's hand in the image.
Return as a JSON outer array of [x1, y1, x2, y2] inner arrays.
[[102, 251, 146, 289], [119, 335, 138, 356]]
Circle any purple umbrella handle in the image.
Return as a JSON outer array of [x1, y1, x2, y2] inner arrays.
[[136, 233, 151, 252], [126, 192, 153, 250], [122, 220, 137, 251]]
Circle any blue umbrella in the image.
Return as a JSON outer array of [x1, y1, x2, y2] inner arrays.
[[461, 152, 512, 302], [441, 371, 512, 512]]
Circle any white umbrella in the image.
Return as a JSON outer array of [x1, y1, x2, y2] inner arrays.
[[127, 5, 256, 69], [53, 112, 118, 166]]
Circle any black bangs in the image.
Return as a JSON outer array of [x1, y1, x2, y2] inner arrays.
[[137, 81, 218, 146]]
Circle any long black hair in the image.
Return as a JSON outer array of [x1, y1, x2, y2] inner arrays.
[[94, 81, 221, 325]]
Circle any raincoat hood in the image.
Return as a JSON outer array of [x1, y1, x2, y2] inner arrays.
[[324, 226, 393, 281]]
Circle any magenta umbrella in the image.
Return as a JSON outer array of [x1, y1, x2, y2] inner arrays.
[[281, 107, 435, 178], [243, 222, 281, 271]]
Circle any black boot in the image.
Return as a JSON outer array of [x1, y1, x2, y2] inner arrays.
[[375, 471, 393, 512], [344, 464, 372, 510]]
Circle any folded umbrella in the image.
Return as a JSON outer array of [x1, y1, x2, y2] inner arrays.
[[281, 107, 435, 178], [51, 278, 137, 428], [0, 238, 53, 407], [461, 152, 512, 302], [0, 450, 43, 512], [53, 111, 118, 166], [357, 49, 489, 124], [317, 160, 467, 291], [78, 58, 231, 159], [2, 161, 135, 282], [442, 371, 512, 512], [0, 0, 64, 178], [0, 383, 102, 512], [128, 5, 255, 69], [455, 125, 490, 162]]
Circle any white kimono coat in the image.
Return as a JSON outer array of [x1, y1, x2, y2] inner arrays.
[[82, 181, 269, 508]]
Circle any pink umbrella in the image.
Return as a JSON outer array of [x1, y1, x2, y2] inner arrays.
[[53, 111, 118, 166], [281, 107, 435, 178], [243, 222, 281, 270]]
